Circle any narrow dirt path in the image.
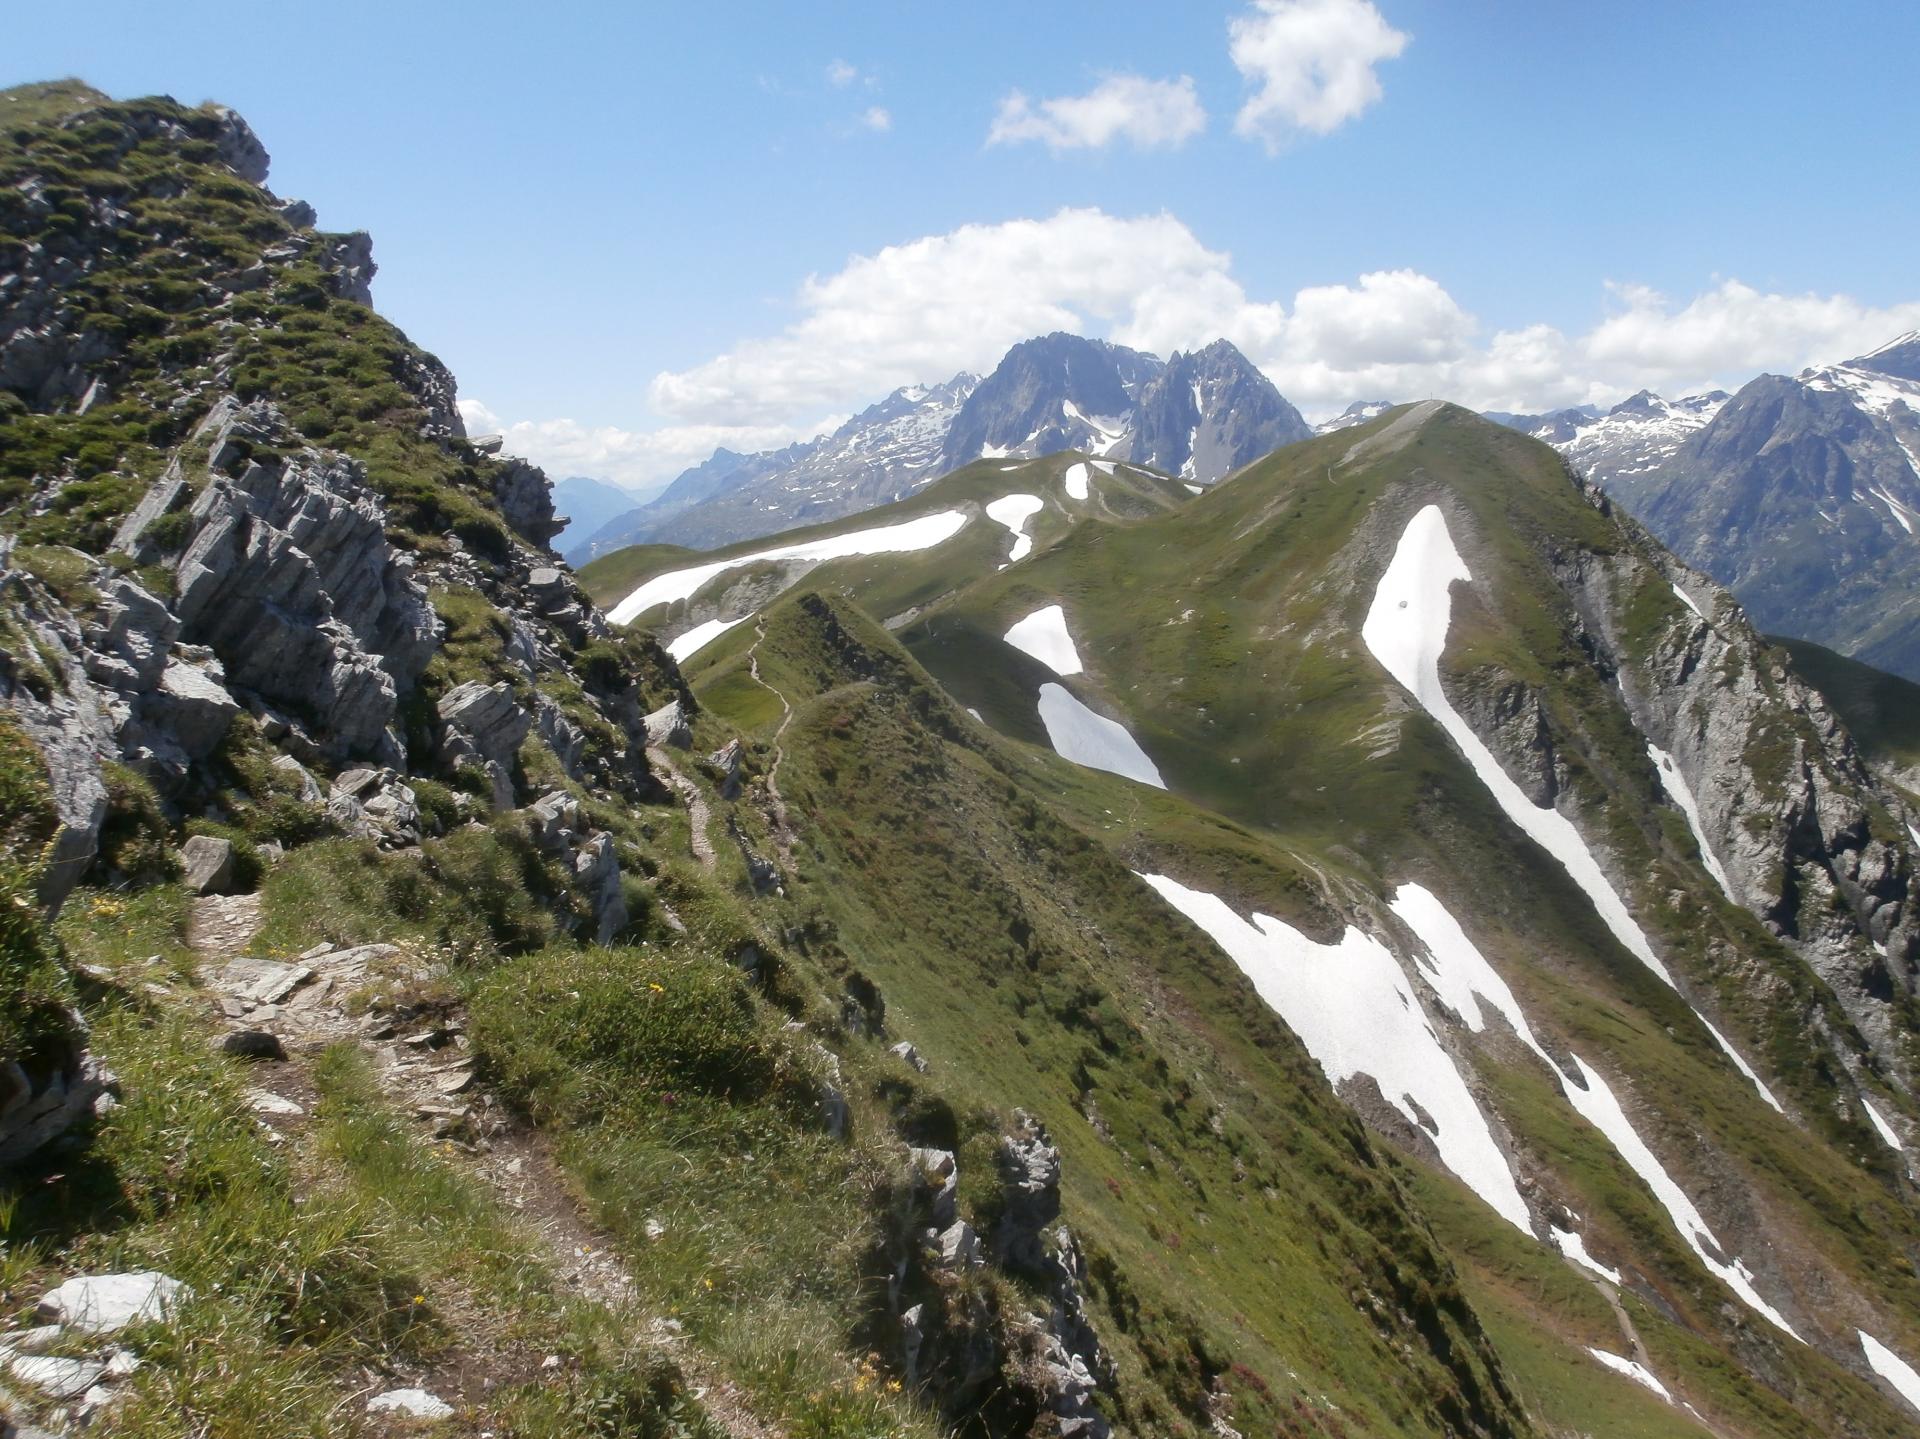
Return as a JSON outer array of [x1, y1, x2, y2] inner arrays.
[[649, 745, 717, 870], [186, 892, 264, 958], [1570, 1264, 1725, 1435], [744, 621, 796, 861], [186, 893, 778, 1435]]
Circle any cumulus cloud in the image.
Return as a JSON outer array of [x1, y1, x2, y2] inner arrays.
[[646, 209, 1283, 425], [988, 74, 1207, 153], [455, 399, 824, 493], [648, 209, 1920, 425], [860, 105, 892, 132], [1229, 0, 1409, 150], [827, 59, 858, 87], [489, 210, 1920, 486]]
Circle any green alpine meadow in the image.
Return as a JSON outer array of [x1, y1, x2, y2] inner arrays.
[[4, 15, 1920, 1437]]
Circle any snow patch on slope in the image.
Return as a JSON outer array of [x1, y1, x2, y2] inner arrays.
[[1361, 505, 1782, 1112], [1004, 604, 1083, 676], [1862, 1331, 1920, 1414], [985, 493, 1044, 565], [609, 510, 970, 625], [1863, 1096, 1905, 1151], [1562, 1055, 1799, 1337], [1646, 745, 1735, 900], [1552, 1226, 1620, 1284], [1063, 462, 1091, 501], [1141, 874, 1533, 1232], [1586, 1348, 1672, 1402], [666, 615, 750, 662], [1385, 881, 1800, 1335], [1038, 685, 1164, 788]]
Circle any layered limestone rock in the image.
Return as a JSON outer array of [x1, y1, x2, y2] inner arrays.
[[148, 401, 439, 760]]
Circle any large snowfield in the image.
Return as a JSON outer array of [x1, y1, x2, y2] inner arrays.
[[608, 509, 969, 625], [1003, 603, 1083, 676], [1361, 505, 1782, 1112], [1038, 684, 1164, 788], [1138, 873, 1533, 1232]]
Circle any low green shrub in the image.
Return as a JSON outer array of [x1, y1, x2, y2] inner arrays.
[[470, 946, 778, 1123]]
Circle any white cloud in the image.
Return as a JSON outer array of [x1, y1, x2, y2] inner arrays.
[[860, 105, 892, 132], [988, 74, 1207, 153], [646, 209, 1286, 426], [1581, 280, 1920, 384], [456, 399, 824, 492], [1229, 0, 1409, 151], [488, 210, 1920, 487], [827, 59, 857, 87]]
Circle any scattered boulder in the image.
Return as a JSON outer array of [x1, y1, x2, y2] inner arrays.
[[367, 1387, 453, 1421], [143, 659, 239, 760], [219, 1030, 286, 1061], [707, 738, 745, 798], [6, 1353, 105, 1401], [438, 681, 530, 811], [0, 1042, 115, 1167], [35, 1272, 187, 1336], [891, 1040, 930, 1074], [931, 1220, 982, 1269], [573, 832, 628, 945], [643, 699, 691, 750], [178, 834, 237, 895]]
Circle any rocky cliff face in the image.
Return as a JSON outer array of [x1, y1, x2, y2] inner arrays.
[[1122, 338, 1311, 483], [1598, 339, 1920, 680]]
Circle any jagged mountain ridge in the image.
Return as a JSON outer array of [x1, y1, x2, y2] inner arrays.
[[0, 80, 1563, 1439], [578, 333, 1307, 559], [11, 79, 1920, 1439], [1599, 335, 1920, 680], [668, 400, 1920, 1432]]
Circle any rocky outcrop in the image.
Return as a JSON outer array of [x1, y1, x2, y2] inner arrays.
[[0, 1020, 115, 1168], [490, 461, 561, 549], [114, 399, 440, 761], [437, 682, 530, 812], [994, 1112, 1112, 1439], [526, 791, 628, 945]]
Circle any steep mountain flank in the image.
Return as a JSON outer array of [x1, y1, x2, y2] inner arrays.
[[871, 402, 1920, 1433], [1602, 337, 1920, 680], [1125, 338, 1312, 484], [11, 81, 1920, 1439], [0, 82, 1533, 1439]]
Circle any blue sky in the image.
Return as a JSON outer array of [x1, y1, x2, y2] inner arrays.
[[12, 0, 1919, 488]]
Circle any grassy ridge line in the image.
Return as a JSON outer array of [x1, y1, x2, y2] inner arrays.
[[574, 451, 1190, 615], [872, 407, 1920, 1421], [702, 590, 1537, 1438]]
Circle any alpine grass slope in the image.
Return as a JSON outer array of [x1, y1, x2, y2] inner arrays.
[[6, 80, 1920, 1439]]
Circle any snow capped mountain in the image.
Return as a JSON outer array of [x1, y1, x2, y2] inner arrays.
[[1543, 388, 1731, 490], [1596, 332, 1920, 678], [1127, 339, 1312, 482], [1314, 400, 1398, 434], [586, 334, 1312, 556], [575, 372, 977, 558], [938, 333, 1158, 470]]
